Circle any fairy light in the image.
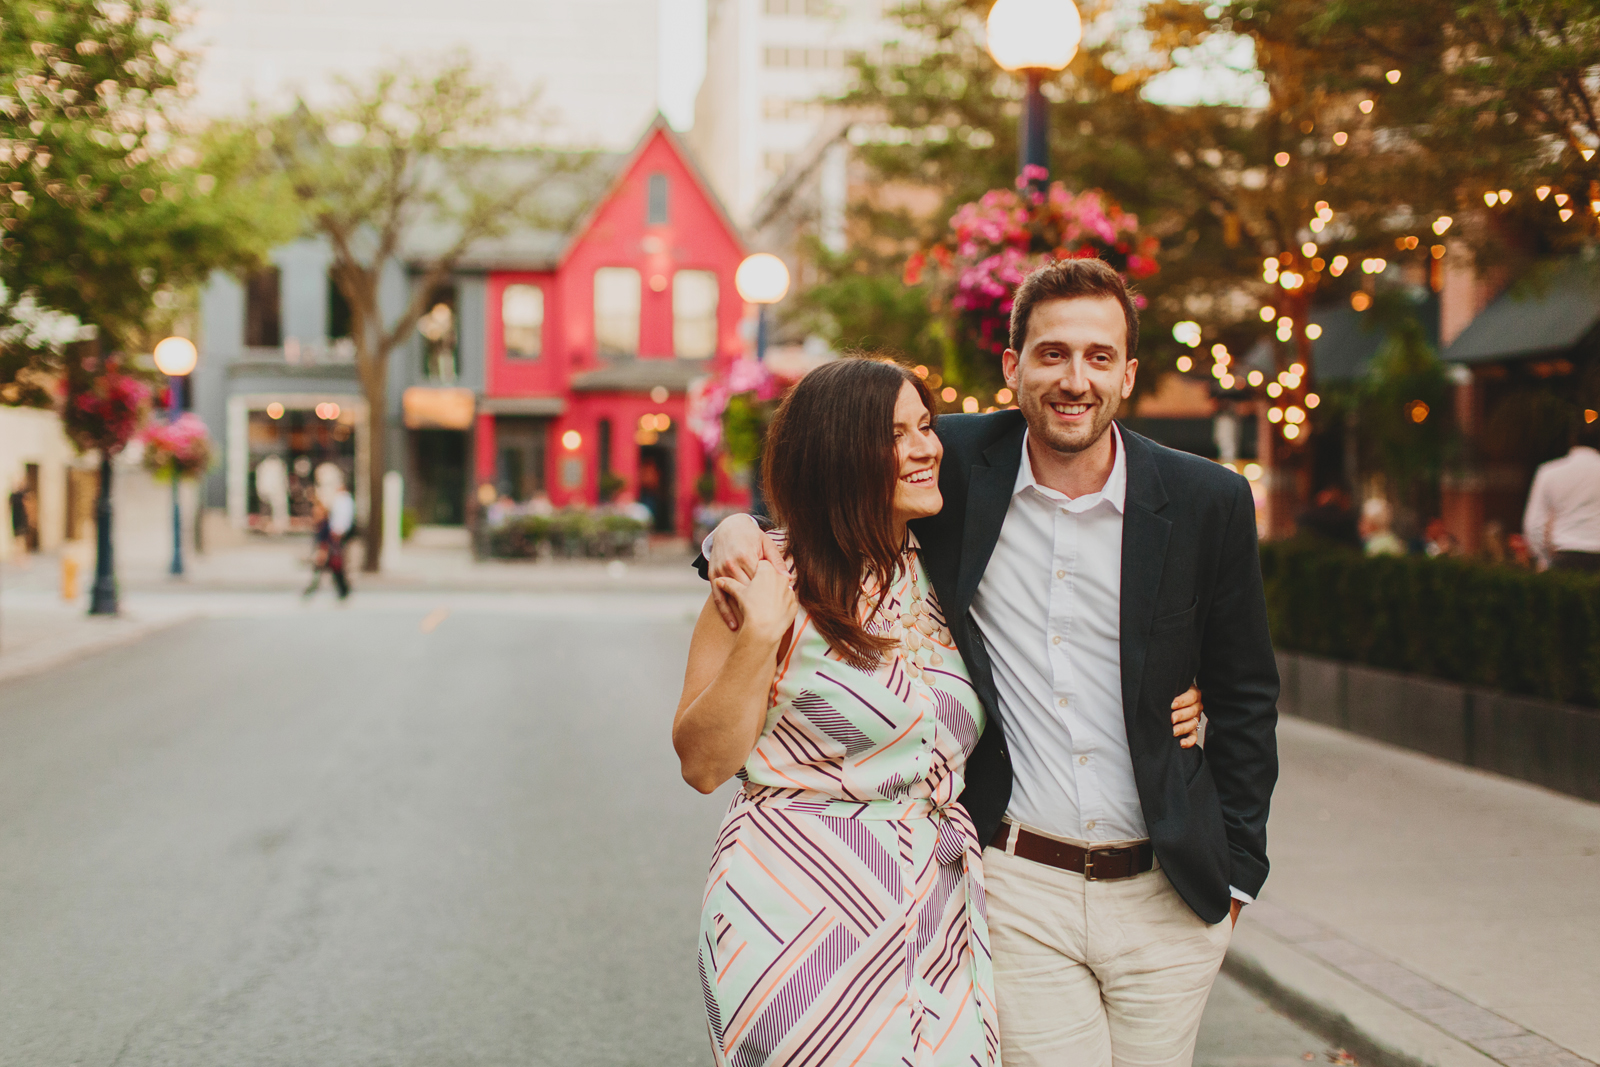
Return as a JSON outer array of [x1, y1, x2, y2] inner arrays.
[[996, 387, 1014, 404], [1275, 152, 1291, 167], [1484, 191, 1500, 206], [1267, 382, 1284, 398], [1302, 241, 1319, 257], [962, 396, 980, 413], [1432, 245, 1446, 259], [1385, 70, 1401, 83], [1536, 187, 1552, 201], [1290, 363, 1305, 376], [1260, 306, 1276, 322], [1359, 99, 1375, 114], [1220, 373, 1236, 388], [1306, 324, 1323, 339], [1499, 189, 1513, 202], [1561, 208, 1575, 221], [1286, 406, 1306, 424], [1283, 423, 1301, 440], [941, 386, 958, 403], [1247, 370, 1264, 387], [1330, 255, 1348, 276], [1433, 216, 1452, 234], [1175, 356, 1192, 373], [1310, 218, 1326, 233], [1268, 407, 1284, 423], [1555, 193, 1570, 206], [1306, 393, 1321, 409], [1351, 292, 1372, 311], [1333, 131, 1349, 145]]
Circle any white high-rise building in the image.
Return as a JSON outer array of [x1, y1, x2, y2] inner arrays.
[[182, 0, 661, 150], [691, 0, 895, 224]]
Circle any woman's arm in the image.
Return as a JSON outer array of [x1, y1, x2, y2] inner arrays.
[[673, 560, 797, 794]]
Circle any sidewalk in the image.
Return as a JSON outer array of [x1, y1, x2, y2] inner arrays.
[[1230, 716, 1600, 1067]]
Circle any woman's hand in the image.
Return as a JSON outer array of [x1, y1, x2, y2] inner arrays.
[[713, 560, 798, 650], [707, 515, 787, 630], [1171, 685, 1204, 748]]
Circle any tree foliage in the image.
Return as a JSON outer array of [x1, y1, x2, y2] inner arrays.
[[245, 56, 602, 570], [0, 0, 288, 405]]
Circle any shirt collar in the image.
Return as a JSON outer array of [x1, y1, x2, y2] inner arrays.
[[1013, 421, 1127, 514]]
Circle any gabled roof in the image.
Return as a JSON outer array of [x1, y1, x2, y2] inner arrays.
[[1442, 257, 1600, 364], [403, 114, 742, 272], [558, 113, 744, 268]]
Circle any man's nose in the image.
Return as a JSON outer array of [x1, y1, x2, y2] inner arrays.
[[1057, 356, 1091, 395]]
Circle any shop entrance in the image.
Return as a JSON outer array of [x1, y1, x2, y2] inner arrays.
[[495, 418, 549, 504], [245, 407, 357, 531], [637, 428, 676, 534], [412, 429, 467, 526]]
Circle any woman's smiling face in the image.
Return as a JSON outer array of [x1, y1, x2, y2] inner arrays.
[[891, 381, 943, 526]]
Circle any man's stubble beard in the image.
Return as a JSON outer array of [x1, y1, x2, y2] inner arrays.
[[1018, 386, 1124, 456]]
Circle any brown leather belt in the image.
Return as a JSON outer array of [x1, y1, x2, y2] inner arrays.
[[989, 823, 1155, 881]]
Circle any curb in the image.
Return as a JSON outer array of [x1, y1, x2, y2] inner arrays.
[[1225, 903, 1594, 1067], [0, 612, 199, 685]]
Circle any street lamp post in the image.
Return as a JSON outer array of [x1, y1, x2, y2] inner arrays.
[[735, 253, 791, 363], [985, 0, 1082, 189], [734, 253, 791, 516], [153, 336, 198, 577]]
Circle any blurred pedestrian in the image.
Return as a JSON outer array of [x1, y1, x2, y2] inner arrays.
[[8, 477, 30, 557], [302, 500, 350, 599], [255, 454, 289, 535], [1424, 517, 1461, 558], [1522, 418, 1600, 572], [1360, 497, 1405, 556], [1296, 486, 1360, 548]]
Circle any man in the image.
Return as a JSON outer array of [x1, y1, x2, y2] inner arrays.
[[705, 258, 1278, 1067], [1523, 416, 1600, 573]]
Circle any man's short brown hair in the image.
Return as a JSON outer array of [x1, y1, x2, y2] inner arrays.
[[1008, 257, 1140, 359]]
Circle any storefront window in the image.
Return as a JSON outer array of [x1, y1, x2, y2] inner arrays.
[[502, 284, 544, 359], [246, 405, 357, 531], [594, 267, 640, 357], [673, 270, 719, 359]]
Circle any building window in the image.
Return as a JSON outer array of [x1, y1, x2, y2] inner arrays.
[[762, 46, 853, 68], [647, 172, 669, 226], [764, 0, 831, 14], [763, 97, 824, 121], [417, 285, 458, 383], [673, 271, 719, 359], [328, 272, 352, 343], [594, 267, 641, 357], [244, 267, 281, 347], [502, 284, 544, 359]]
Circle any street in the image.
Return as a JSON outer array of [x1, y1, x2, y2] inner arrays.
[[0, 589, 1336, 1066]]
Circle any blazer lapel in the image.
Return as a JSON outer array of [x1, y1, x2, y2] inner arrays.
[[1118, 430, 1172, 726], [953, 422, 1027, 618]]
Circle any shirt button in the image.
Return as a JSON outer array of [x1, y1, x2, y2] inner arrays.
[[1052, 635, 1061, 645], [1085, 819, 1098, 831], [1079, 755, 1088, 765], [1058, 697, 1068, 708], [1055, 569, 1066, 579]]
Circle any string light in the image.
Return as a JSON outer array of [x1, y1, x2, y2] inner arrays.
[[1310, 218, 1325, 233], [1333, 131, 1349, 145], [1583, 148, 1596, 161], [996, 387, 1014, 404], [1283, 423, 1301, 440], [1352, 292, 1372, 311], [1275, 152, 1291, 167], [1385, 70, 1401, 83], [1431, 245, 1446, 259], [1499, 189, 1513, 202], [1302, 241, 1318, 257], [1176, 356, 1192, 372], [1267, 382, 1284, 398], [962, 396, 980, 413], [941, 386, 958, 403], [1433, 216, 1452, 234], [1220, 374, 1236, 388], [1306, 393, 1321, 409], [1555, 193, 1570, 206], [1536, 187, 1552, 201], [1268, 407, 1284, 423], [1306, 324, 1323, 339], [1359, 99, 1375, 114], [1212, 362, 1227, 380], [1248, 370, 1264, 387], [1484, 191, 1500, 206], [1260, 306, 1277, 321], [1560, 208, 1575, 221], [1290, 363, 1305, 376], [1316, 202, 1331, 217], [1286, 406, 1306, 424], [1330, 255, 1349, 276]]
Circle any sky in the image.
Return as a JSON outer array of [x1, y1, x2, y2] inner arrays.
[[658, 0, 709, 130]]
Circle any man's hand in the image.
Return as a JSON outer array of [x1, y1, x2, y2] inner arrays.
[[1230, 898, 1243, 927], [707, 515, 785, 630], [712, 560, 798, 649]]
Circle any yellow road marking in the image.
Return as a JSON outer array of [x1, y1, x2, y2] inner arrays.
[[419, 608, 449, 634]]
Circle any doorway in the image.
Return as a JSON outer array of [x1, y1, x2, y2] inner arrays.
[[495, 418, 549, 504], [412, 430, 467, 525], [637, 429, 676, 534]]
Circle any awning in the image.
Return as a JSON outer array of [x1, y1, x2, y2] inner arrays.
[[478, 395, 567, 417], [1442, 258, 1600, 364], [403, 387, 475, 430], [570, 357, 710, 393]]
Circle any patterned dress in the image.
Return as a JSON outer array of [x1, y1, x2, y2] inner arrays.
[[698, 535, 998, 1067]]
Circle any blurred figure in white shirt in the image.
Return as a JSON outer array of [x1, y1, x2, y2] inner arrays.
[[1523, 417, 1600, 573]]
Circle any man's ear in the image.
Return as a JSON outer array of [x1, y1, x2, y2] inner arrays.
[[1002, 348, 1021, 388], [1122, 357, 1138, 399]]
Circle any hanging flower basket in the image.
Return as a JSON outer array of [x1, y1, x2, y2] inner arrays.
[[907, 171, 1161, 361], [60, 354, 153, 455], [140, 412, 214, 480]]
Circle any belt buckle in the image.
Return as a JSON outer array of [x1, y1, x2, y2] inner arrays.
[[1083, 845, 1125, 881]]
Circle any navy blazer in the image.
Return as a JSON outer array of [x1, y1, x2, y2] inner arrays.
[[907, 412, 1279, 923]]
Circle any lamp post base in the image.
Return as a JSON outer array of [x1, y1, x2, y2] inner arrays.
[[89, 452, 117, 616]]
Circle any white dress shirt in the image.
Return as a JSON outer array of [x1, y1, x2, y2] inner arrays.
[[1523, 446, 1600, 565], [970, 424, 1143, 842]]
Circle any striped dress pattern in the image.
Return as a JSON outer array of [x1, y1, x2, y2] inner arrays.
[[699, 535, 998, 1067]]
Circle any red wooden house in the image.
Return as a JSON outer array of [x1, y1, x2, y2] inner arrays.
[[472, 116, 749, 534]]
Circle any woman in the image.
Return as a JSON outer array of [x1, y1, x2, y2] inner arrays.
[[674, 359, 1201, 1066]]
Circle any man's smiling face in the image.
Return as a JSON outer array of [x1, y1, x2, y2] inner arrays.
[[1002, 294, 1138, 456]]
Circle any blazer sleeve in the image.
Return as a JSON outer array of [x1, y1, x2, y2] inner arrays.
[[1194, 475, 1280, 899]]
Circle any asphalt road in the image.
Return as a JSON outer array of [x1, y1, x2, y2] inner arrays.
[[0, 591, 1339, 1066]]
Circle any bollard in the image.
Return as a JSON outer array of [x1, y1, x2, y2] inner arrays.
[[382, 470, 403, 568], [61, 554, 79, 602]]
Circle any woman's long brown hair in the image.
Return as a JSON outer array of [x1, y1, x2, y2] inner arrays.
[[762, 358, 937, 670]]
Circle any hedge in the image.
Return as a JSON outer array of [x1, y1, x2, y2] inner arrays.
[[486, 510, 648, 559], [1258, 540, 1600, 708]]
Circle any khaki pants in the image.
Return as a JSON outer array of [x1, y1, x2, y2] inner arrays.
[[984, 835, 1232, 1067]]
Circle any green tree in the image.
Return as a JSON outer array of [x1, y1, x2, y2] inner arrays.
[[0, 0, 288, 398], [245, 56, 599, 572]]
